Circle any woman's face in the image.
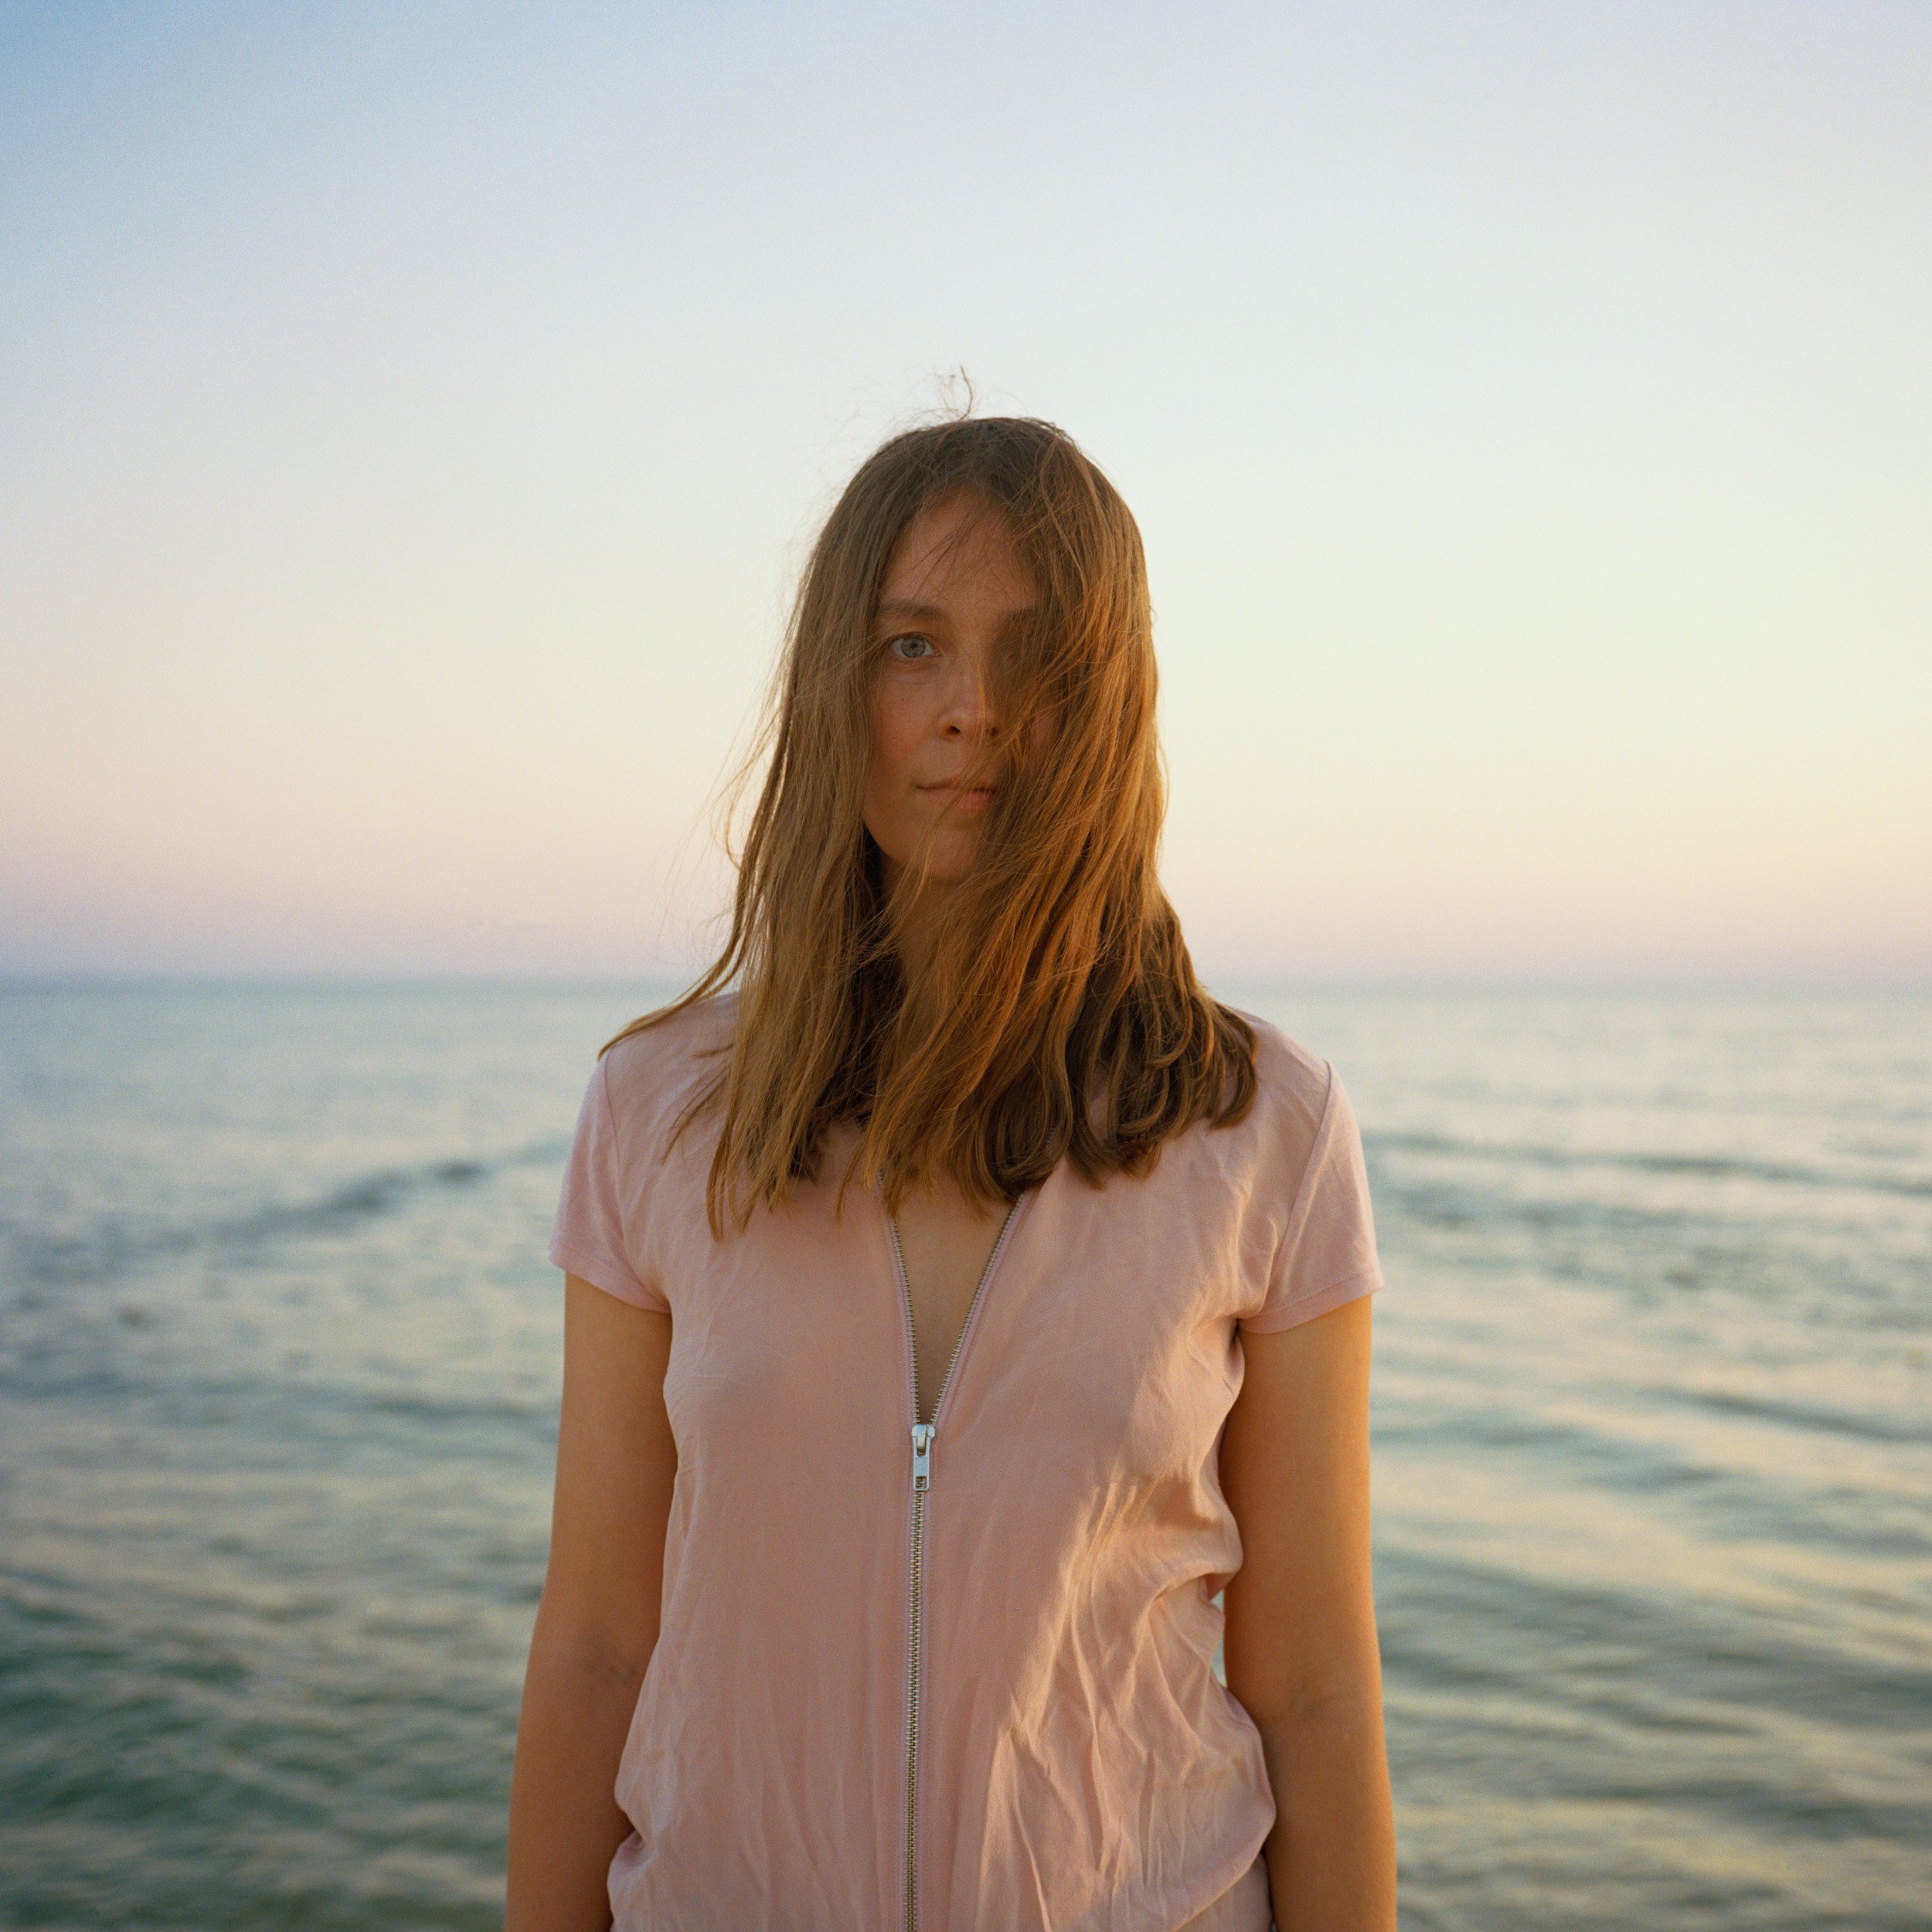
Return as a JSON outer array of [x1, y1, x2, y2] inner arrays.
[[864, 492, 1038, 887]]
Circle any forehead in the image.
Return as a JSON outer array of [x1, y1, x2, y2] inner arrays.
[[879, 494, 1036, 615]]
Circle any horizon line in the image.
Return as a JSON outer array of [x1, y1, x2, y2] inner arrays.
[[3, 968, 1927, 998]]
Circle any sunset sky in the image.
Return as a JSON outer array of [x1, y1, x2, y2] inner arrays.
[[3, 2, 1927, 982]]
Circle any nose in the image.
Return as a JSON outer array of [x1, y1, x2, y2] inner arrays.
[[937, 655, 1000, 741]]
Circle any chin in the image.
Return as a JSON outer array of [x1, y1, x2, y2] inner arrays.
[[879, 831, 981, 887], [915, 852, 978, 886]]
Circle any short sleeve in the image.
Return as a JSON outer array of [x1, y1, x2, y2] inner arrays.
[[548, 1053, 671, 1314], [1240, 1062, 1384, 1333]]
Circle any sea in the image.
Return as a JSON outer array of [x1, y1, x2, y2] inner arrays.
[[1, 981, 1927, 1930]]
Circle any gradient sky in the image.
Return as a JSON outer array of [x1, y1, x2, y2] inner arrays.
[[2, 1, 1927, 981]]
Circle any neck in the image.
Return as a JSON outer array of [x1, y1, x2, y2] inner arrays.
[[880, 855, 958, 991]]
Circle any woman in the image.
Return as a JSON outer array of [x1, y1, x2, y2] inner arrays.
[[505, 416, 1396, 1931]]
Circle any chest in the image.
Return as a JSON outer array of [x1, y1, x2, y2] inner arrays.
[[889, 1185, 1019, 1425], [650, 1145, 1255, 1490]]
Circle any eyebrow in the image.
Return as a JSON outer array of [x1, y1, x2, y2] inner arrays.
[[873, 597, 1039, 627]]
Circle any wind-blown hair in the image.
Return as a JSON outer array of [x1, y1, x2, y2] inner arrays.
[[606, 413, 1257, 1236]]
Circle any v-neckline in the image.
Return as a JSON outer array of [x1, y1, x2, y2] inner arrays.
[[883, 1190, 1028, 1430]]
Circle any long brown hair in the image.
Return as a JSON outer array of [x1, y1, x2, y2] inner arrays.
[[606, 413, 1257, 1236]]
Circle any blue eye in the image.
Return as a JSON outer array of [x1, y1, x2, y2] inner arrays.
[[886, 634, 934, 661]]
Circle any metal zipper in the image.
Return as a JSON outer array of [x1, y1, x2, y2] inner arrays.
[[888, 1196, 1023, 1932]]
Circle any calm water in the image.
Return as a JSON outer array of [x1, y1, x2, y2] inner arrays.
[[1, 983, 1927, 1930]]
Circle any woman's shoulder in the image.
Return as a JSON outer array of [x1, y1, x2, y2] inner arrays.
[[1216, 1002, 1343, 1162], [1213, 1003, 1383, 1318], [598, 988, 739, 1136]]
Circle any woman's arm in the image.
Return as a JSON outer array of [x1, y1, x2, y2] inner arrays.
[[505, 1276, 678, 1932], [1219, 1294, 1396, 1932]]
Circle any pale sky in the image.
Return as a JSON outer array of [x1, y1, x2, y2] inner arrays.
[[2, 1, 1927, 982]]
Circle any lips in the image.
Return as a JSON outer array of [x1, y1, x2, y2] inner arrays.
[[920, 781, 997, 809]]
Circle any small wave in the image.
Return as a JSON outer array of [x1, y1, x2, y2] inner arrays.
[[1674, 1386, 1931, 1448], [226, 1152, 504, 1241], [1369, 1131, 1932, 1201], [0, 1140, 568, 1291], [355, 1389, 553, 1428], [1379, 1543, 1932, 1743]]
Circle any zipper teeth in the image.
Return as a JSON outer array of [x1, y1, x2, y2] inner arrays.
[[889, 1198, 1022, 1932], [930, 1199, 1020, 1428], [904, 1473, 925, 1932]]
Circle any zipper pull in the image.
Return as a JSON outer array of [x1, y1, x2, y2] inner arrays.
[[911, 1422, 934, 1491]]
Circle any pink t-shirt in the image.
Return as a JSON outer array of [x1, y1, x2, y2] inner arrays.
[[549, 993, 1383, 1932]]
